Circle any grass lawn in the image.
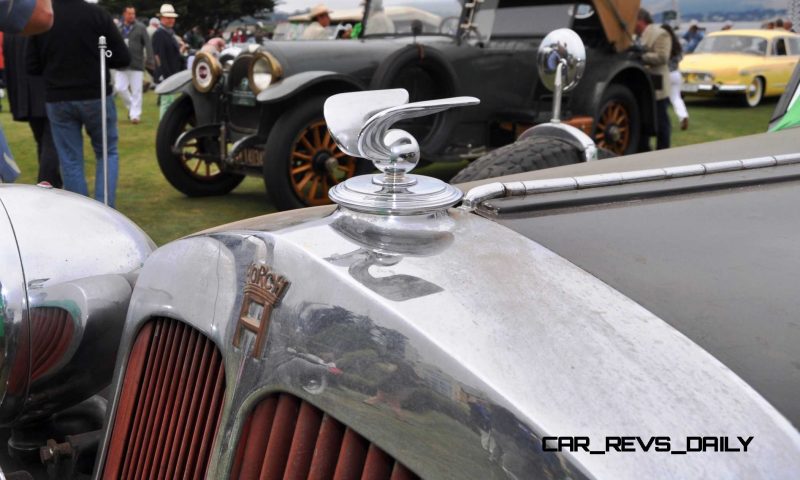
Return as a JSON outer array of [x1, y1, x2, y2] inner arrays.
[[1, 92, 778, 245]]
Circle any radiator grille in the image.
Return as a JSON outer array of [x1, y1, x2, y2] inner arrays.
[[103, 317, 226, 479], [30, 307, 74, 380], [231, 393, 419, 480]]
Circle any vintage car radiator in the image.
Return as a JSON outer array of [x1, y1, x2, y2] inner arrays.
[[231, 393, 419, 480], [102, 317, 226, 479]]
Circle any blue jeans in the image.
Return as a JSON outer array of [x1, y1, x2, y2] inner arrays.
[[46, 97, 119, 207]]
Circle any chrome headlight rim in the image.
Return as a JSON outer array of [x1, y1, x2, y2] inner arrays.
[[248, 50, 283, 94], [192, 51, 223, 93]]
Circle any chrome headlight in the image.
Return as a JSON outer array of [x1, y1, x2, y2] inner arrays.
[[0, 185, 154, 426], [192, 51, 222, 93], [248, 51, 283, 94]]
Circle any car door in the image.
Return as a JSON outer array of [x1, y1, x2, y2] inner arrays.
[[766, 37, 798, 95]]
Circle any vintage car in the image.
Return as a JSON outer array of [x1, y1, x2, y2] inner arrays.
[[155, 0, 656, 211], [680, 29, 800, 107], [1, 30, 800, 478]]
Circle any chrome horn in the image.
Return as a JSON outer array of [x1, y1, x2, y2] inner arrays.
[[324, 89, 478, 215]]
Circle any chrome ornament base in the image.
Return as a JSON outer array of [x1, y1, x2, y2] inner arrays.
[[324, 89, 478, 215], [329, 173, 463, 215]]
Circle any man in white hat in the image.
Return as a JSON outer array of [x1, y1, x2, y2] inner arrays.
[[302, 4, 332, 40], [152, 4, 185, 82]]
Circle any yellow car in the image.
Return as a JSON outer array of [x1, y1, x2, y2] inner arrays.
[[680, 29, 800, 107]]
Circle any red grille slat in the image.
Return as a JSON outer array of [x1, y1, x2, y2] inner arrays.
[[29, 307, 74, 380], [361, 444, 393, 480], [156, 325, 198, 479], [235, 396, 279, 480], [103, 318, 225, 480], [333, 428, 369, 480], [259, 394, 300, 480], [389, 464, 416, 480], [307, 415, 345, 480], [164, 328, 206, 479], [103, 321, 154, 478], [283, 401, 323, 480], [233, 394, 419, 480], [123, 319, 168, 479], [173, 337, 215, 478], [135, 319, 179, 479]]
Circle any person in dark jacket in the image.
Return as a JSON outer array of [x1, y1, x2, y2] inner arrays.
[[0, 0, 53, 184], [27, 0, 130, 207], [115, 5, 153, 124], [152, 4, 185, 82], [4, 33, 61, 186]]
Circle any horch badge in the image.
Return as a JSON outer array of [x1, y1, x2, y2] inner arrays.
[[233, 263, 290, 358]]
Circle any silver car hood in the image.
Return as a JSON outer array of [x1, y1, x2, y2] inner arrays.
[[98, 206, 800, 479]]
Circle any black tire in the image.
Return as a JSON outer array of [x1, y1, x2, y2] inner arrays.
[[451, 136, 588, 183], [369, 46, 457, 155], [263, 95, 372, 211], [156, 95, 244, 196], [594, 84, 641, 156]]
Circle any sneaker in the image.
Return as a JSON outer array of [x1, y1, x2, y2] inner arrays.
[[680, 118, 689, 130], [131, 118, 141, 125]]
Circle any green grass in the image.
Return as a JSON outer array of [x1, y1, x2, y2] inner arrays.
[[1, 92, 777, 245]]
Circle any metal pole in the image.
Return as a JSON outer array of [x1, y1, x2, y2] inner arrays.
[[551, 59, 566, 123], [98, 36, 112, 206]]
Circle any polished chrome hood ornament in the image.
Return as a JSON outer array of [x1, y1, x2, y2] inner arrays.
[[324, 89, 479, 215]]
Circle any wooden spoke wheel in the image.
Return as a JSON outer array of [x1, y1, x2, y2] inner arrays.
[[178, 117, 224, 181], [593, 84, 640, 155], [289, 120, 358, 206], [156, 95, 244, 197], [595, 101, 631, 155]]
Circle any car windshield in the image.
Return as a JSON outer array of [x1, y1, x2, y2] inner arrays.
[[363, 0, 464, 36], [694, 35, 767, 56], [470, 1, 587, 41]]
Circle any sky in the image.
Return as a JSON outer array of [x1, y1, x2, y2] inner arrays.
[[274, 1, 792, 15]]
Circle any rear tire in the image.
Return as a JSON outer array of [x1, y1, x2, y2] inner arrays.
[[594, 84, 641, 155], [743, 77, 764, 107], [156, 95, 244, 196], [451, 136, 588, 183]]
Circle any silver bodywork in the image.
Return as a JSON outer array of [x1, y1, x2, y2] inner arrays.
[[93, 202, 800, 478], [0, 185, 154, 426]]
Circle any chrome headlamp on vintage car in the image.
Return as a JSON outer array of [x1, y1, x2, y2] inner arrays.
[[191, 51, 223, 93], [0, 185, 153, 456], [248, 50, 283, 94]]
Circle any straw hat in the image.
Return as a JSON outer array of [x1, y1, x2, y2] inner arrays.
[[158, 4, 179, 18], [310, 4, 330, 19]]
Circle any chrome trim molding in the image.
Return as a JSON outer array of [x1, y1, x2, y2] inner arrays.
[[461, 152, 800, 210]]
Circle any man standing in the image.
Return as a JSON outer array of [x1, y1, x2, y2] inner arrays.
[[682, 20, 704, 53], [302, 4, 331, 40], [635, 8, 672, 150], [0, 0, 53, 183], [4, 33, 61, 186], [152, 3, 185, 82], [27, 0, 131, 206], [116, 5, 153, 124]]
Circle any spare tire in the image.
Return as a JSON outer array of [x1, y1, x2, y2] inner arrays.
[[370, 45, 458, 155], [451, 135, 614, 183]]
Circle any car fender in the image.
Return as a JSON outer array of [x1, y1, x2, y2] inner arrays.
[[573, 61, 657, 136], [154, 69, 193, 95], [256, 71, 364, 104]]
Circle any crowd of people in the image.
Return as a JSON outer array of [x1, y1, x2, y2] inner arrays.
[[0, 2, 228, 207], [0, 2, 795, 206], [635, 11, 798, 151]]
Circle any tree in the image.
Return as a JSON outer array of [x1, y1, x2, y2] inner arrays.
[[101, 0, 275, 33]]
